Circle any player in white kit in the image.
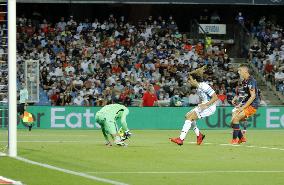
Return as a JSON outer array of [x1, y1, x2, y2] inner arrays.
[[170, 66, 218, 145]]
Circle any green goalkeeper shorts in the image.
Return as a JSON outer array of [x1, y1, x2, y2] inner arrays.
[[95, 111, 118, 135]]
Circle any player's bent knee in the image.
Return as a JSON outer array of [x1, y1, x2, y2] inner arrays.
[[185, 112, 197, 121], [185, 113, 192, 120]]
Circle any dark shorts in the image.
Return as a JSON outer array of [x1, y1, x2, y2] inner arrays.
[[17, 103, 25, 115]]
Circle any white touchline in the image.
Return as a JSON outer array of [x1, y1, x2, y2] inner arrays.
[[0, 141, 103, 143], [14, 156, 129, 185], [188, 142, 284, 151], [17, 135, 89, 137], [0, 176, 23, 185], [87, 170, 284, 174], [0, 141, 80, 143], [189, 142, 214, 144]]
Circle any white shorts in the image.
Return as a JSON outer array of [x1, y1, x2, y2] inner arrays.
[[188, 105, 216, 119]]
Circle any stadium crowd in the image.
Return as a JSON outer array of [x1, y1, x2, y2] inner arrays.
[[12, 14, 240, 106], [249, 16, 284, 95]]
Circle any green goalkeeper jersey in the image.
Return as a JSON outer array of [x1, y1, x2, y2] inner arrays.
[[98, 104, 127, 119], [96, 104, 129, 132]]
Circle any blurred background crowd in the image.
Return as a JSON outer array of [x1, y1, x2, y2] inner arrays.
[[0, 5, 283, 107]]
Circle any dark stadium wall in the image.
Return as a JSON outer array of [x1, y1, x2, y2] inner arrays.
[[15, 0, 284, 5]]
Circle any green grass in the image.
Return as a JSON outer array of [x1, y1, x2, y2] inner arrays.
[[1, 129, 284, 185]]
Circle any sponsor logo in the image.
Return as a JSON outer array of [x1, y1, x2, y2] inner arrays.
[[51, 108, 95, 128], [204, 108, 260, 128], [266, 108, 284, 128]]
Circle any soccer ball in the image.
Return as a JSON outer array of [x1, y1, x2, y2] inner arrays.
[[118, 127, 124, 137]]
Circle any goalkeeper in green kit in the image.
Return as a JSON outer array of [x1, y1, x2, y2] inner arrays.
[[95, 104, 132, 146]]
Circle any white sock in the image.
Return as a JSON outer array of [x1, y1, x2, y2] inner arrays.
[[191, 121, 200, 136], [179, 120, 192, 140], [193, 126, 200, 136]]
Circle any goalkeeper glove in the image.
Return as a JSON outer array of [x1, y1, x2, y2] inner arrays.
[[122, 130, 132, 141]]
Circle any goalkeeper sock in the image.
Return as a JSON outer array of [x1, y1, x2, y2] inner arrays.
[[232, 124, 240, 139], [180, 120, 192, 140]]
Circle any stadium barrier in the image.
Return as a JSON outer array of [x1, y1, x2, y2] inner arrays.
[[1, 106, 284, 129]]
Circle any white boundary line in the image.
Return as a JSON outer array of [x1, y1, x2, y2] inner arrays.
[[0, 176, 23, 185], [14, 156, 129, 185], [16, 135, 89, 137], [87, 170, 284, 174], [0, 141, 81, 143], [188, 142, 284, 151]]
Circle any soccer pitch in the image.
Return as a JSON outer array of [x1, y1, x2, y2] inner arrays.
[[1, 129, 284, 185]]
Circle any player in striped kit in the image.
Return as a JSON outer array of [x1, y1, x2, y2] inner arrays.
[[170, 66, 219, 145], [232, 81, 249, 135], [230, 65, 259, 144]]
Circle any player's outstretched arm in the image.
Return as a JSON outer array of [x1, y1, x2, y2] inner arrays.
[[120, 109, 130, 132], [188, 65, 206, 77], [101, 126, 111, 145], [199, 92, 218, 110], [231, 96, 239, 106]]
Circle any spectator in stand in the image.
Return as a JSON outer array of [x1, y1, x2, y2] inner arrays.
[[15, 13, 237, 107], [275, 67, 284, 91], [188, 89, 200, 106], [73, 95, 84, 106], [264, 60, 274, 81], [235, 12, 245, 25], [249, 41, 261, 62], [210, 11, 220, 23], [141, 84, 158, 107], [250, 16, 284, 98], [217, 89, 228, 106]]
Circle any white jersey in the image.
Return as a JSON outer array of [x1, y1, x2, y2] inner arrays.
[[196, 82, 215, 104], [189, 82, 216, 119]]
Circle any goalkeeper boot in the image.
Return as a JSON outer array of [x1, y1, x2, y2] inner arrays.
[[197, 133, 205, 145], [28, 125, 32, 131], [170, 137, 183, 146], [122, 130, 132, 141], [238, 137, 246, 144], [115, 141, 128, 147], [114, 136, 127, 146], [125, 130, 132, 138]]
